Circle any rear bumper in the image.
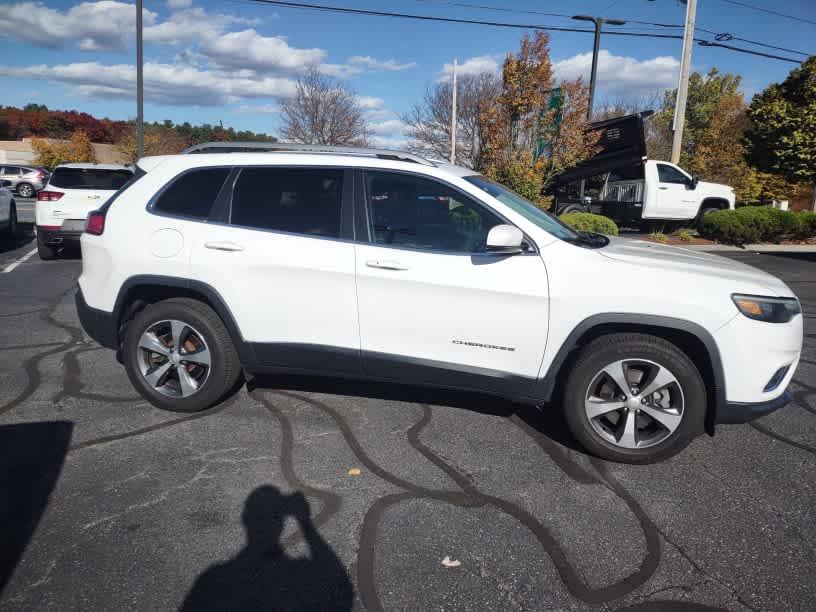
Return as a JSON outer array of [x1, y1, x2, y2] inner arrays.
[[38, 226, 83, 245], [715, 390, 791, 424], [75, 287, 118, 350]]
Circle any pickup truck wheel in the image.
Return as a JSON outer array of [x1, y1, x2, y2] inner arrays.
[[563, 333, 706, 464], [123, 298, 242, 413], [697, 207, 719, 228], [558, 204, 585, 216]]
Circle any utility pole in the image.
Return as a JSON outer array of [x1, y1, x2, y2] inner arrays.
[[671, 0, 697, 164], [572, 15, 626, 120], [450, 58, 457, 163], [136, 0, 144, 159]]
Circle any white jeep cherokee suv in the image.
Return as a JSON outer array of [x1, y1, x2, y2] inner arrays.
[[75, 144, 803, 463]]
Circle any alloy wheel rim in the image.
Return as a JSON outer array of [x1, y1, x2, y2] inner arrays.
[[136, 319, 211, 398], [19, 185, 33, 198], [584, 359, 684, 449]]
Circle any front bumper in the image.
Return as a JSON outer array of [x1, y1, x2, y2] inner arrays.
[[75, 287, 119, 350], [715, 390, 792, 424]]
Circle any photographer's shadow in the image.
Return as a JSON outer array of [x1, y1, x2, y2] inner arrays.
[[181, 486, 352, 612]]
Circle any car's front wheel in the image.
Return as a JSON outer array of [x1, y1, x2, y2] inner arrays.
[[123, 298, 242, 412], [563, 333, 706, 463]]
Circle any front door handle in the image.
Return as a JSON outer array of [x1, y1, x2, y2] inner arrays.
[[204, 240, 245, 252], [366, 259, 410, 271], [658, 186, 669, 190]]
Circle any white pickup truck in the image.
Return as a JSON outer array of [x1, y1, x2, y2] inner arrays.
[[551, 112, 735, 227]]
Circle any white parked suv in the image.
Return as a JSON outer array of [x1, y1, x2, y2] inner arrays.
[[36, 163, 133, 259], [75, 144, 803, 463]]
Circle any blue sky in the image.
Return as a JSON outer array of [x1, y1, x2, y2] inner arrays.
[[0, 0, 813, 145]]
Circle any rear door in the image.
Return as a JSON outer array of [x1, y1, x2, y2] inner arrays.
[[353, 169, 549, 396], [190, 165, 361, 375], [45, 167, 133, 229]]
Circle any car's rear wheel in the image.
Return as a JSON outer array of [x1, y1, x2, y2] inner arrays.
[[563, 333, 706, 463], [123, 298, 242, 412], [36, 230, 58, 260], [17, 183, 34, 198]]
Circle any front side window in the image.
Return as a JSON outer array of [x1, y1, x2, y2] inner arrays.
[[364, 171, 503, 253], [230, 167, 343, 238], [50, 167, 134, 190], [464, 175, 579, 242], [152, 167, 230, 219], [657, 164, 689, 185]]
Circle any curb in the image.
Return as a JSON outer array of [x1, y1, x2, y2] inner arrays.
[[674, 244, 816, 253]]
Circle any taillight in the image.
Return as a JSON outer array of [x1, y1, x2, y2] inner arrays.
[[38, 190, 63, 202], [85, 210, 106, 235], [34, 170, 46, 179]]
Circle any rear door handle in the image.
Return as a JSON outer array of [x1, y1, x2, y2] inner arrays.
[[204, 241, 245, 252], [366, 259, 410, 271]]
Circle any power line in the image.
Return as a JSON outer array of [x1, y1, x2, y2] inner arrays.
[[242, 0, 803, 63], [715, 0, 816, 27], [415, 0, 813, 55]]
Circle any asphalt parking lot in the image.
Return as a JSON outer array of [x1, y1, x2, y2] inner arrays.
[[0, 229, 814, 611]]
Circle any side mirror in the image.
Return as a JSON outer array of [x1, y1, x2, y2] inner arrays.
[[690, 176, 699, 190], [0, 180, 11, 188], [486, 224, 524, 255]]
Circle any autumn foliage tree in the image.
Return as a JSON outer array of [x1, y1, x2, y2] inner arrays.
[[476, 32, 598, 203], [746, 56, 816, 209], [32, 131, 97, 169]]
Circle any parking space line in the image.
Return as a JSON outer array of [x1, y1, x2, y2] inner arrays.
[[2, 248, 38, 274]]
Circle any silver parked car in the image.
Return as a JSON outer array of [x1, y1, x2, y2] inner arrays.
[[0, 165, 49, 198]]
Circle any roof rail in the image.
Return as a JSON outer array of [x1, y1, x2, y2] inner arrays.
[[181, 142, 436, 166]]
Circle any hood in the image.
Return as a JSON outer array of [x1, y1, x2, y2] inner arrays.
[[697, 180, 735, 200], [598, 237, 794, 297]]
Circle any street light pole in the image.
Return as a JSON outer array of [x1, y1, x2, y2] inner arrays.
[[572, 15, 626, 120], [136, 0, 144, 159]]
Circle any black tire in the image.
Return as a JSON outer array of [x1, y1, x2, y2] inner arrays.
[[697, 206, 719, 228], [558, 204, 586, 216], [5, 201, 17, 236], [562, 333, 706, 464], [17, 183, 34, 198], [36, 230, 58, 260], [123, 298, 242, 412]]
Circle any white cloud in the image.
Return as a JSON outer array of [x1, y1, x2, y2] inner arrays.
[[0, 62, 298, 106], [0, 1, 156, 51], [357, 96, 384, 109], [201, 29, 325, 73], [348, 56, 416, 72], [437, 55, 500, 82], [167, 0, 192, 8], [369, 119, 406, 137], [236, 104, 280, 114], [145, 8, 258, 46], [553, 50, 680, 96], [318, 63, 363, 79]]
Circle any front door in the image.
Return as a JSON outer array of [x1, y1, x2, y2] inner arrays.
[[190, 166, 361, 375], [354, 170, 549, 397], [654, 163, 696, 219]]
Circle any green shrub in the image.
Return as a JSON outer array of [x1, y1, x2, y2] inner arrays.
[[649, 231, 668, 243], [699, 206, 816, 244], [560, 212, 619, 236]]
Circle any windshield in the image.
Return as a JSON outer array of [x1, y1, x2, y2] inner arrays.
[[464, 175, 579, 242], [50, 167, 133, 190]]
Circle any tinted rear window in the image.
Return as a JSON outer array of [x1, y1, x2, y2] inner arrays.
[[152, 167, 231, 219], [50, 168, 133, 190], [230, 167, 343, 238]]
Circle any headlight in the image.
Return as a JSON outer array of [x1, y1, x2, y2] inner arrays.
[[731, 294, 801, 323]]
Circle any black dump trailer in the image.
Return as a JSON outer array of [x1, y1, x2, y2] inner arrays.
[[550, 111, 653, 225]]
